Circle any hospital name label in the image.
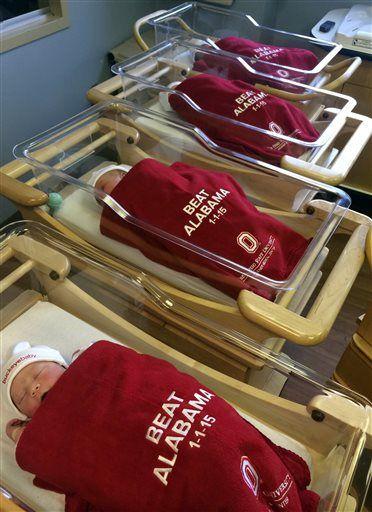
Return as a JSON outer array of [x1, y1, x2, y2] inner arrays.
[[145, 388, 215, 486], [234, 90, 267, 116], [183, 188, 230, 237]]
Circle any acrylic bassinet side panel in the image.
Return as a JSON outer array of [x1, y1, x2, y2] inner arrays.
[[0, 290, 43, 330], [38, 269, 263, 376], [2, 222, 277, 378], [36, 269, 364, 453]]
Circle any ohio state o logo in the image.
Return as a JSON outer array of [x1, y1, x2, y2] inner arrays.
[[269, 121, 283, 134], [277, 68, 289, 78], [237, 232, 259, 254], [241, 456, 259, 496]]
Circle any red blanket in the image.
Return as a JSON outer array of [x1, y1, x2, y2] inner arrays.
[[16, 341, 319, 512], [100, 159, 310, 300], [194, 36, 318, 87], [169, 74, 319, 164]]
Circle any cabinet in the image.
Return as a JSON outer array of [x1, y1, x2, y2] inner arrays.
[[338, 57, 372, 195]]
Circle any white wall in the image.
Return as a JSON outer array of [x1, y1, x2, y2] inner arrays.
[[0, 0, 174, 222]]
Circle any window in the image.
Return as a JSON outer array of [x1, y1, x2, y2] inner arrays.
[[0, 0, 69, 53]]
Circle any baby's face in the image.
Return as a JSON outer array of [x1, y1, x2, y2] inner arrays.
[[10, 361, 65, 417], [95, 170, 124, 195]]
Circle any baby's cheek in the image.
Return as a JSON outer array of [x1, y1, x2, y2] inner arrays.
[[22, 398, 40, 417], [112, 175, 123, 189], [104, 177, 122, 195]]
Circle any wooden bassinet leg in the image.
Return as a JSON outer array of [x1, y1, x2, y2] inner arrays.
[[0, 493, 25, 512]]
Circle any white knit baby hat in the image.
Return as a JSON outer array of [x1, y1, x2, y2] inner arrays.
[[1, 342, 67, 416], [158, 81, 182, 112], [87, 164, 131, 188]]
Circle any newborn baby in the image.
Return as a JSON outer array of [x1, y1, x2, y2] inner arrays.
[[88, 163, 130, 195], [169, 74, 319, 164], [194, 37, 319, 87], [89, 159, 309, 301], [4, 342, 67, 443], [2, 340, 319, 512]]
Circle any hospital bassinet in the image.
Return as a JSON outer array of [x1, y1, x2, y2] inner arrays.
[[1, 100, 370, 377], [135, 2, 362, 93], [0, 221, 371, 512], [88, 40, 372, 186]]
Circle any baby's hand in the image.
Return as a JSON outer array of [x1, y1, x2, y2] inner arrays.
[[6, 418, 28, 443]]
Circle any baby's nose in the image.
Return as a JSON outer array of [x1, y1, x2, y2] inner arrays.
[[31, 383, 40, 397]]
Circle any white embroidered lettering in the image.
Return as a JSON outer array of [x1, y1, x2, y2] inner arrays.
[[153, 413, 172, 430], [172, 419, 191, 436], [182, 408, 201, 422], [188, 393, 208, 410], [158, 453, 177, 467], [200, 389, 214, 400], [165, 435, 183, 453], [162, 402, 181, 418], [183, 188, 230, 236], [146, 426, 163, 445], [195, 212, 206, 223], [185, 225, 195, 237], [154, 467, 172, 486], [200, 204, 212, 216], [183, 204, 195, 215]]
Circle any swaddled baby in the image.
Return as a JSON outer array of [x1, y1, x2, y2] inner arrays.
[[194, 37, 319, 87], [167, 74, 319, 164], [89, 159, 310, 300], [2, 340, 319, 512]]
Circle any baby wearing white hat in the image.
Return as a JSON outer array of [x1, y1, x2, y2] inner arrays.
[[158, 81, 182, 112], [87, 164, 130, 196], [2, 342, 68, 443]]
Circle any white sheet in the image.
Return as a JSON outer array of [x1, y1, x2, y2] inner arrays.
[[135, 100, 239, 165], [1, 301, 314, 511], [52, 166, 235, 306]]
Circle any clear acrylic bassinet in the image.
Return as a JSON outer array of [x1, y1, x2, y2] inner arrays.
[[9, 99, 369, 352], [0, 220, 371, 512], [111, 40, 357, 152], [110, 40, 372, 188], [12, 99, 351, 308], [143, 1, 360, 90]]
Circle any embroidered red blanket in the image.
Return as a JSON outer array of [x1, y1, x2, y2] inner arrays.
[[169, 74, 319, 163], [194, 36, 318, 87], [100, 159, 310, 300], [16, 341, 319, 512]]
